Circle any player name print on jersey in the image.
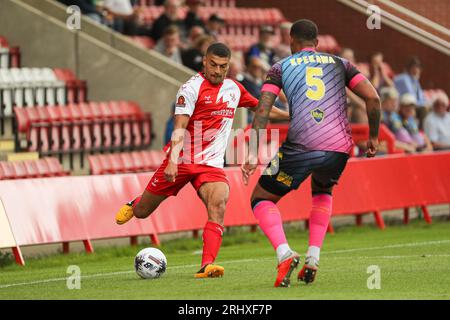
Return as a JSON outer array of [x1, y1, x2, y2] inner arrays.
[[262, 48, 364, 154]]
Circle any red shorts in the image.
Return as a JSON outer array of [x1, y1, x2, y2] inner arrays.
[[146, 159, 229, 196]]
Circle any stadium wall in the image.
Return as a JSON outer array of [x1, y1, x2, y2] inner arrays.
[[0, 0, 194, 148], [1, 152, 450, 265], [392, 0, 450, 29], [238, 0, 450, 95]]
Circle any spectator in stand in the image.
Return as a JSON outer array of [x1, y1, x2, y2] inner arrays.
[[227, 52, 244, 81], [398, 93, 433, 152], [184, 25, 205, 49], [246, 25, 276, 66], [368, 51, 393, 92], [240, 57, 268, 100], [101, 0, 149, 35], [394, 56, 428, 130], [181, 35, 214, 71], [340, 47, 356, 64], [382, 90, 432, 153], [206, 14, 225, 40], [150, 0, 184, 42], [154, 25, 183, 64], [274, 22, 292, 62], [184, 0, 206, 33], [240, 56, 287, 123], [424, 93, 450, 150], [338, 48, 366, 124]]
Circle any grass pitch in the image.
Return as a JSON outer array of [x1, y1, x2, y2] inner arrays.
[[0, 220, 449, 300]]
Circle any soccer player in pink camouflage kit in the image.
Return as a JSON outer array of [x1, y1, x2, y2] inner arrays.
[[242, 19, 381, 287]]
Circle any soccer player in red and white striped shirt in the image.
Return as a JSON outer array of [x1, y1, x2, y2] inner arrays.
[[115, 43, 289, 278]]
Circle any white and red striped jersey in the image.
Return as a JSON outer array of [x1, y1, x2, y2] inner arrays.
[[173, 72, 258, 168]]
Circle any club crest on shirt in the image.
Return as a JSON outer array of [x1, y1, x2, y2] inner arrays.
[[176, 95, 186, 108], [311, 108, 325, 124]]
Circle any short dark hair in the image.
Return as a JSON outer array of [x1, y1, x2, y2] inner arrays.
[[164, 24, 179, 36], [406, 56, 422, 70], [206, 42, 231, 58], [290, 19, 318, 42]]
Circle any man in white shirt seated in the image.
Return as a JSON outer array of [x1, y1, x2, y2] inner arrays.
[[424, 93, 450, 151]]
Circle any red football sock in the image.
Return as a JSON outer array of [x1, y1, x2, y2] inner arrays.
[[130, 196, 142, 209], [201, 221, 224, 267]]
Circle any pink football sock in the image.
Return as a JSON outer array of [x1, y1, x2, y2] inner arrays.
[[309, 194, 333, 247], [253, 201, 288, 250]]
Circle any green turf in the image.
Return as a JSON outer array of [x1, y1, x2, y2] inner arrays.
[[0, 220, 449, 300]]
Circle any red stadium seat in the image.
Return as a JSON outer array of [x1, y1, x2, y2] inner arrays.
[[108, 153, 125, 173], [88, 154, 103, 175], [0, 161, 16, 180], [13, 107, 30, 133], [98, 154, 114, 174], [23, 159, 40, 178], [130, 151, 146, 171], [143, 150, 165, 170], [44, 157, 68, 176], [12, 161, 27, 179], [35, 158, 52, 177], [119, 152, 136, 172]]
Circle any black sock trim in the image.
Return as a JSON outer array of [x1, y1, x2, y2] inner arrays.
[[251, 198, 270, 210]]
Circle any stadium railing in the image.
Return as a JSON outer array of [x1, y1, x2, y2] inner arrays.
[[1, 151, 449, 265]]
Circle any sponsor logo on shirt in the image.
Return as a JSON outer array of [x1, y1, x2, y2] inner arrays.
[[311, 108, 325, 124], [211, 108, 235, 118]]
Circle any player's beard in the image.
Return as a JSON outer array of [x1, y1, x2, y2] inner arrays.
[[208, 73, 224, 85]]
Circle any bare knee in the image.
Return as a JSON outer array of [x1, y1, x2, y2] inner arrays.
[[133, 192, 167, 219], [133, 202, 157, 219]]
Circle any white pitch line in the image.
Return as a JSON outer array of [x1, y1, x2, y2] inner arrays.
[[0, 239, 449, 290], [0, 258, 262, 289], [321, 239, 450, 254]]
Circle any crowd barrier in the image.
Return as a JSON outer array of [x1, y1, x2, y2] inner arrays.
[[1, 152, 449, 265]]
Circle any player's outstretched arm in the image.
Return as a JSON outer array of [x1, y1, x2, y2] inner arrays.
[[351, 79, 381, 157], [164, 114, 190, 182], [249, 104, 290, 121], [241, 91, 278, 185]]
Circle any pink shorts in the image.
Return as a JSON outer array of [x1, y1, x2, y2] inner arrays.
[[146, 159, 229, 196]]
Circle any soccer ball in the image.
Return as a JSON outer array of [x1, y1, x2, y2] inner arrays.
[[134, 247, 167, 279]]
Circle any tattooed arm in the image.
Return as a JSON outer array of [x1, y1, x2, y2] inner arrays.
[[248, 104, 290, 121], [351, 79, 381, 157], [241, 91, 278, 185]]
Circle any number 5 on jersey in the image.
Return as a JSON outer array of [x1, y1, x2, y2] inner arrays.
[[306, 67, 325, 101]]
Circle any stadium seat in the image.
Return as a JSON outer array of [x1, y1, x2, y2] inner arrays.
[[22, 159, 40, 178], [350, 123, 404, 156], [0, 36, 21, 68], [13, 101, 153, 169], [88, 150, 166, 175], [44, 157, 69, 176], [53, 68, 87, 104], [34, 158, 52, 177], [0, 157, 68, 180], [0, 161, 16, 180]]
